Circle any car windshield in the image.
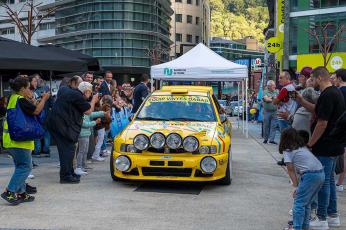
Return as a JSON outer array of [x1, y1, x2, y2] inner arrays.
[[136, 95, 217, 122]]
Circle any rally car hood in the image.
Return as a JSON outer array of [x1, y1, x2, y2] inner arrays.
[[123, 120, 218, 145]]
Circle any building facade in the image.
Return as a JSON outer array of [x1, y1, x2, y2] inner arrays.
[[0, 0, 55, 46], [288, 1, 346, 72], [1, 0, 174, 81], [170, 0, 210, 58], [210, 37, 264, 68]]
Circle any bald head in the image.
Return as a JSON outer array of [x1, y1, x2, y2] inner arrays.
[[278, 70, 291, 86]]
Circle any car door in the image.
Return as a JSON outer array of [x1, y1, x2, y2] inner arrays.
[[212, 95, 232, 136]]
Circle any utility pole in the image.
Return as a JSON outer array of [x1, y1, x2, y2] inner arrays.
[[283, 0, 290, 70]]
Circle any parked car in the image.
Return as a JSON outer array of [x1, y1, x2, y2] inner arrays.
[[218, 99, 232, 115]]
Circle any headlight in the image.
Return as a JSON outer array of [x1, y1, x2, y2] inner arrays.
[[150, 132, 165, 149], [200, 157, 217, 174], [126, 145, 137, 153], [133, 134, 149, 150], [199, 146, 210, 154], [166, 133, 182, 149], [183, 136, 199, 152], [115, 156, 131, 172]]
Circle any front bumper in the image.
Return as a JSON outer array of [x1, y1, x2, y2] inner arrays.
[[111, 151, 229, 182]]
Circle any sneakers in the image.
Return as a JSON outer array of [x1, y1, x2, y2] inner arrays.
[[28, 174, 35, 179], [60, 176, 80, 184], [289, 209, 293, 216], [327, 215, 341, 227], [74, 168, 88, 176], [269, 141, 278, 145], [263, 140, 268, 144], [1, 191, 21, 205], [277, 159, 286, 166], [25, 183, 37, 194], [17, 192, 35, 203], [336, 184, 344, 192], [92, 156, 105, 162], [310, 218, 329, 230]]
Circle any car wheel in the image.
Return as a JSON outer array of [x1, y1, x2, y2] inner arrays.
[[110, 149, 121, 182], [218, 146, 232, 185]]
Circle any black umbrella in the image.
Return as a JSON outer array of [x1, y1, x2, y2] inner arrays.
[[0, 37, 88, 72], [39, 44, 100, 71]]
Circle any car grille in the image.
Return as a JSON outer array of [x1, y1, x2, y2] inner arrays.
[[146, 147, 189, 154], [142, 167, 192, 177]]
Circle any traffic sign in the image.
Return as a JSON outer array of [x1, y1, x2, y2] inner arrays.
[[266, 37, 282, 53]]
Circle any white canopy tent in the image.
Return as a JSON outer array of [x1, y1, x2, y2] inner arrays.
[[150, 43, 250, 137]]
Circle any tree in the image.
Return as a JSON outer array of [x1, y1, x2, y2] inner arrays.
[[0, 0, 56, 45], [306, 22, 346, 67]]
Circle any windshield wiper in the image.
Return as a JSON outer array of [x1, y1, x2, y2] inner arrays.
[[136, 117, 169, 121], [170, 117, 205, 122]]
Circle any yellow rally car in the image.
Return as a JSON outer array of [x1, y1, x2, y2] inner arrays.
[[110, 86, 233, 185]]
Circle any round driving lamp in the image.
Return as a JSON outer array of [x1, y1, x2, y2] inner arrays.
[[150, 133, 165, 149], [200, 157, 217, 174], [133, 134, 149, 151], [115, 156, 131, 172], [183, 136, 199, 152], [166, 133, 182, 149], [199, 146, 210, 154], [126, 145, 137, 153]]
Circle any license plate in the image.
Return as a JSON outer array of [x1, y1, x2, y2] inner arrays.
[[160, 156, 172, 159]]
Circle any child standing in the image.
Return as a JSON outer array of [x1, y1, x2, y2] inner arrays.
[[279, 128, 325, 230]]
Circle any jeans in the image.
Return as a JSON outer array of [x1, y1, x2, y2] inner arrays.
[[6, 148, 33, 193], [263, 110, 277, 142], [101, 129, 110, 152], [278, 119, 290, 132], [87, 130, 95, 160], [293, 170, 325, 230], [50, 131, 77, 180], [33, 130, 51, 154], [77, 137, 89, 169], [316, 156, 338, 220], [92, 128, 105, 159]]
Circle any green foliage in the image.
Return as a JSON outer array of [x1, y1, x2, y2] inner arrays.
[[210, 0, 269, 44]]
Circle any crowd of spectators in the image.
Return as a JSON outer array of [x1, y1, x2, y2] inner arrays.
[[0, 71, 150, 204]]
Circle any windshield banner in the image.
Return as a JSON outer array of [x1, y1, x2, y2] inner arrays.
[[146, 96, 209, 104]]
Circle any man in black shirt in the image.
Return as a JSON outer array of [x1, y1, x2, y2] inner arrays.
[[47, 76, 99, 184], [297, 66, 345, 229], [132, 74, 149, 113], [335, 69, 346, 192]]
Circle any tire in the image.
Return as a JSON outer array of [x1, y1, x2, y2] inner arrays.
[[218, 147, 232, 185], [110, 150, 121, 181]]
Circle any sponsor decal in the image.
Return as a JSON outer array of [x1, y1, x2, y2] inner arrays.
[[146, 95, 209, 104]]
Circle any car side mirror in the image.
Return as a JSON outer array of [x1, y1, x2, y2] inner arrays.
[[219, 113, 227, 124]]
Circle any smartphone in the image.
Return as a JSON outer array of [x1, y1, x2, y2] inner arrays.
[[288, 91, 297, 99]]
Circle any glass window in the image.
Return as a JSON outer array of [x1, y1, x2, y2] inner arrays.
[[175, 0, 182, 2], [175, 14, 182, 23], [196, 36, 200, 43], [196, 17, 200, 25], [187, 0, 192, 4], [196, 0, 200, 6], [186, 34, 192, 43], [187, 15, 193, 24], [176, 33, 182, 42]]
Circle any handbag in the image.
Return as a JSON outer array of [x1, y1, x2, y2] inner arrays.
[[7, 96, 45, 141]]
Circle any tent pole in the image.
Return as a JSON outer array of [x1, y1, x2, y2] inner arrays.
[[237, 82, 240, 130], [150, 78, 154, 92], [49, 71, 53, 94], [0, 75, 3, 98], [242, 80, 245, 134], [245, 77, 249, 138]]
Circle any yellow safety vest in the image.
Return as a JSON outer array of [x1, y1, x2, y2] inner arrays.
[[3, 94, 34, 150]]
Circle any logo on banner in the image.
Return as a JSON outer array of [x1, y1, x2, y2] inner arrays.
[[164, 68, 173, 76], [330, 56, 343, 70]]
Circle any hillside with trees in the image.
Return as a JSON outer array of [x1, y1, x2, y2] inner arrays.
[[210, 0, 269, 44]]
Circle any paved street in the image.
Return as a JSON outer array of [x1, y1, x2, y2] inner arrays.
[[0, 123, 345, 230]]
